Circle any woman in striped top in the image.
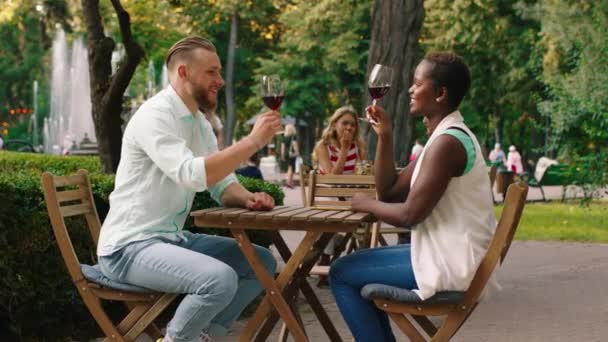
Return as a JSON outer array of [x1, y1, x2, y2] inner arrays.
[[312, 106, 366, 286], [314, 106, 366, 174]]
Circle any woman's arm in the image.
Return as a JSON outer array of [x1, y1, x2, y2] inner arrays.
[[315, 143, 349, 174], [353, 135, 466, 227]]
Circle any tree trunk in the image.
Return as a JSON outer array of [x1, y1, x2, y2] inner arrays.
[[224, 12, 239, 147], [365, 0, 424, 165], [81, 0, 144, 173]]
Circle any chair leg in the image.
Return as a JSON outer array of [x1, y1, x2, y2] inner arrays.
[[378, 234, 389, 247], [145, 324, 163, 340], [539, 185, 546, 201], [81, 293, 126, 341], [431, 309, 471, 342], [125, 302, 163, 339], [411, 314, 437, 337], [388, 313, 426, 342]]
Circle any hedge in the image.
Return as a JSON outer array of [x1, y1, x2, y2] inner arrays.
[[0, 151, 284, 341]]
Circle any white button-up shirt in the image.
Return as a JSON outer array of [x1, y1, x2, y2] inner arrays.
[[97, 86, 237, 256]]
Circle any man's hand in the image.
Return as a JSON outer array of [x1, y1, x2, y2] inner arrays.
[[351, 192, 375, 212], [249, 111, 283, 147], [245, 192, 275, 211]]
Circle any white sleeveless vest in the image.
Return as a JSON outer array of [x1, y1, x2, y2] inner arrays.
[[410, 111, 499, 300]]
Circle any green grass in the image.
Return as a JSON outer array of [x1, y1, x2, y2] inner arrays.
[[496, 201, 608, 242]]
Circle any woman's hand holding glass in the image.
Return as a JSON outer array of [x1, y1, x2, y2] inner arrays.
[[366, 105, 392, 137]]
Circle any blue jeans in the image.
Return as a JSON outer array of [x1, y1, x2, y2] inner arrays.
[[329, 244, 417, 342], [98, 230, 277, 342]]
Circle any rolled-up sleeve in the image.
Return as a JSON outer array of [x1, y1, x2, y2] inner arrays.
[[132, 111, 208, 191], [208, 173, 238, 203]]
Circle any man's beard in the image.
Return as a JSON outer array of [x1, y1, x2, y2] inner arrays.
[[193, 83, 216, 112]]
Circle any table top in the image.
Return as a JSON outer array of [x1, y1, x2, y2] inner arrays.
[[191, 205, 375, 232]]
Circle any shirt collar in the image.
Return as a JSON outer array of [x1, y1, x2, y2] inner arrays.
[[166, 85, 198, 119]]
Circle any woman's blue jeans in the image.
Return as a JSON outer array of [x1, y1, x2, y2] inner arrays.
[[98, 230, 276, 342], [329, 244, 417, 342]]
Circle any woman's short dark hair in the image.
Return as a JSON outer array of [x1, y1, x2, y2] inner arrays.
[[423, 52, 471, 109]]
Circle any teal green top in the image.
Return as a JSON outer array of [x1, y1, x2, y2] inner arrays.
[[443, 128, 476, 175]]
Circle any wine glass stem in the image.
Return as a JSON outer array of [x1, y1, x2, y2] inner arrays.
[[372, 99, 377, 107]]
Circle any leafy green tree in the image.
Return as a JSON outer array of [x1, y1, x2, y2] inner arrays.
[[519, 0, 608, 193], [253, 0, 372, 159], [423, 0, 543, 160]]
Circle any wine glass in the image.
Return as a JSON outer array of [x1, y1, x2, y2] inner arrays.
[[260, 75, 284, 111], [362, 64, 393, 125], [368, 64, 393, 107]]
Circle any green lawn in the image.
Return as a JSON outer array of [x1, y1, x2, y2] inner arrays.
[[496, 201, 608, 242]]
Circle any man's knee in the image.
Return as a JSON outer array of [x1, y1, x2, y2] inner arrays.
[[329, 254, 349, 284], [194, 264, 239, 300]]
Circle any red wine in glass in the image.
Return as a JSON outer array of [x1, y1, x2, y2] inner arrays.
[[262, 95, 284, 111], [260, 75, 284, 111], [368, 86, 390, 100]]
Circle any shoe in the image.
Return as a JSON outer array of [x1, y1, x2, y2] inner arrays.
[[200, 329, 212, 342]]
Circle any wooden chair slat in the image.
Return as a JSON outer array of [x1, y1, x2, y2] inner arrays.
[[56, 189, 86, 203], [53, 174, 86, 187], [314, 174, 375, 185], [60, 203, 92, 217], [314, 187, 374, 197]]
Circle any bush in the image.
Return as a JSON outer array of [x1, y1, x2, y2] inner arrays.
[[0, 152, 284, 340]]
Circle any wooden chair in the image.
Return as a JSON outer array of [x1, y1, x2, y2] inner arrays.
[[361, 182, 528, 341], [307, 172, 379, 263], [41, 170, 176, 341]]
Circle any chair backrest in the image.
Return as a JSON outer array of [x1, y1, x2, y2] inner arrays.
[[307, 171, 377, 209], [463, 181, 528, 306], [299, 166, 311, 206], [41, 169, 102, 284]]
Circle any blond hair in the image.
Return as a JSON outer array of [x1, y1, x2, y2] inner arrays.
[[313, 106, 366, 161], [165, 36, 216, 71]]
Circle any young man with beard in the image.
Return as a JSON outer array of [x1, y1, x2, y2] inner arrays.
[[96, 36, 282, 342]]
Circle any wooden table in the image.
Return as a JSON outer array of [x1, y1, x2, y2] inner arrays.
[[191, 205, 375, 342]]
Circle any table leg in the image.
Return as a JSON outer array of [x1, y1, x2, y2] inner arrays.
[[271, 232, 343, 342], [235, 229, 321, 342]]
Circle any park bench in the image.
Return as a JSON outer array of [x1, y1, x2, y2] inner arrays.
[[527, 161, 571, 201]]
